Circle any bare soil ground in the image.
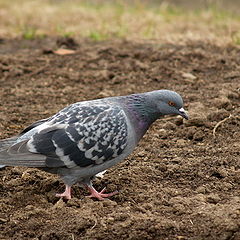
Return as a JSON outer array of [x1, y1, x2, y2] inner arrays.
[[0, 38, 239, 240]]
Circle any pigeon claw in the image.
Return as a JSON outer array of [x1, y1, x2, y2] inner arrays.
[[56, 185, 72, 200], [86, 186, 118, 201]]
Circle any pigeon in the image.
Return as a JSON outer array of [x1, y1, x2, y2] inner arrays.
[[0, 90, 188, 200]]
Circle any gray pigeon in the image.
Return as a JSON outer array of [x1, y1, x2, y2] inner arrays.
[[0, 90, 188, 200]]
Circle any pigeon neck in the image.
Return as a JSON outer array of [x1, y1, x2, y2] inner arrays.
[[124, 94, 160, 140]]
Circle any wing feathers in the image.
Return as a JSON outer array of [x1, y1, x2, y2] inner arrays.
[[0, 136, 19, 151], [0, 104, 128, 170], [0, 140, 47, 167], [20, 117, 50, 135]]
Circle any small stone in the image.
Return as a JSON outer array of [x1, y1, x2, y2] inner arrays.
[[25, 205, 35, 210], [106, 217, 115, 222], [97, 89, 114, 98], [176, 139, 187, 146], [157, 129, 168, 138], [21, 171, 31, 180], [182, 72, 197, 81], [137, 151, 146, 157], [176, 236, 187, 240], [53, 198, 65, 209]]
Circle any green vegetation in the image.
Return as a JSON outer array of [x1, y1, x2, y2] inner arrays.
[[232, 32, 240, 45], [0, 0, 239, 44], [21, 25, 47, 40], [89, 31, 108, 41], [22, 26, 37, 40], [56, 26, 75, 38]]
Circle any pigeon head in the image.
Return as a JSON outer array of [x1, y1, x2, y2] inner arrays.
[[145, 90, 189, 120]]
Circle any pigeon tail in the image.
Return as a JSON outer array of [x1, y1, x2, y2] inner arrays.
[[0, 136, 18, 151], [0, 140, 47, 167]]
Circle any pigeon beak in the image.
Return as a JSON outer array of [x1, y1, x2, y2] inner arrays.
[[178, 107, 189, 120]]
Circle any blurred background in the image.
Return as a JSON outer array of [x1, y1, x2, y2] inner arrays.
[[0, 0, 239, 45]]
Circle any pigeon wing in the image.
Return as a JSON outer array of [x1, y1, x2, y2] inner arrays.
[[0, 104, 128, 169], [28, 104, 128, 168], [20, 117, 50, 135]]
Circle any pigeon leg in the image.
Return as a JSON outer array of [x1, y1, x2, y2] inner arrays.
[[85, 182, 118, 201], [56, 184, 72, 199]]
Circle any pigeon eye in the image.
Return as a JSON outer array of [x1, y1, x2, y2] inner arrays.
[[168, 101, 176, 107]]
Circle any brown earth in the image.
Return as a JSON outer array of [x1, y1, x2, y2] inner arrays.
[[0, 37, 239, 240]]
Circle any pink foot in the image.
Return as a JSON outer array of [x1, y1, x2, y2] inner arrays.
[[56, 185, 71, 200], [86, 186, 118, 201]]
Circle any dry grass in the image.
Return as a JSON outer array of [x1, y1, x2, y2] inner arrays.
[[0, 0, 239, 44]]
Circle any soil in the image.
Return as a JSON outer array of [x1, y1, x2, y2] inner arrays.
[[0, 37, 239, 240]]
